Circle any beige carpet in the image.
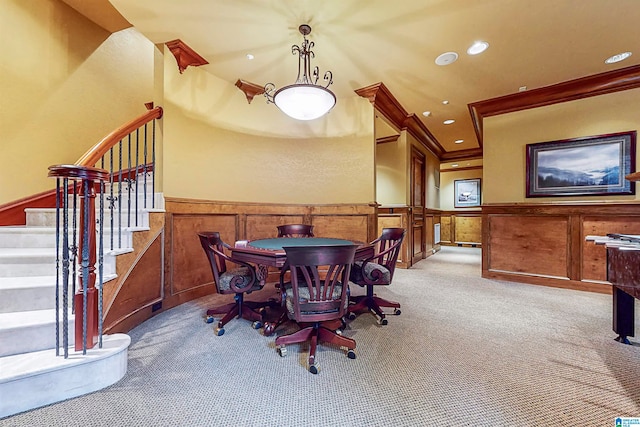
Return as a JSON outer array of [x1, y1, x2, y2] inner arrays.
[[3, 246, 639, 426]]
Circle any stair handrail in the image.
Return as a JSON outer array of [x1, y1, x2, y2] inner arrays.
[[48, 103, 162, 357], [76, 103, 163, 167]]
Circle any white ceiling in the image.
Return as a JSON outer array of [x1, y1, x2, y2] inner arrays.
[[71, 0, 640, 156]]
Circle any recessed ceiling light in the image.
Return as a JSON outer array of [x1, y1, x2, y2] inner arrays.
[[443, 119, 455, 125], [435, 52, 459, 66], [422, 111, 431, 117], [518, 86, 527, 92], [442, 100, 449, 105], [605, 51, 632, 64], [451, 163, 459, 167], [467, 41, 489, 55], [455, 139, 464, 144], [246, 54, 254, 60]]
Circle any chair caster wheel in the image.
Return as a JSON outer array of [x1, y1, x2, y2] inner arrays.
[[347, 312, 357, 320], [252, 321, 262, 329], [309, 364, 319, 374], [277, 346, 287, 357], [205, 315, 214, 324], [378, 317, 388, 326], [347, 349, 356, 359], [214, 327, 225, 336], [394, 308, 401, 315], [264, 322, 276, 336]]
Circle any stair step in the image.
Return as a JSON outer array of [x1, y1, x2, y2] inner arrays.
[[25, 207, 151, 228], [0, 248, 56, 277], [0, 309, 75, 357], [0, 227, 56, 248], [0, 333, 130, 418], [0, 276, 57, 313]]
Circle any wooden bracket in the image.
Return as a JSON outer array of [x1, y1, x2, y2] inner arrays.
[[235, 79, 265, 104], [165, 39, 209, 74]]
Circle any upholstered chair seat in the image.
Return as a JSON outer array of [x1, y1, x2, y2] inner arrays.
[[198, 232, 274, 336], [347, 228, 406, 325], [274, 244, 358, 374]]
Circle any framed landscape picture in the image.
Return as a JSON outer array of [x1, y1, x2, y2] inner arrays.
[[526, 131, 636, 197], [454, 178, 481, 207]]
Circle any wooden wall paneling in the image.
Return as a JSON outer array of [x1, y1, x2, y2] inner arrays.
[[311, 214, 370, 243], [378, 213, 404, 231], [487, 215, 569, 279], [424, 215, 434, 255], [582, 216, 640, 282], [454, 215, 482, 245], [245, 214, 306, 240], [378, 208, 410, 267], [440, 215, 452, 244], [104, 233, 163, 331], [412, 207, 425, 264], [169, 213, 237, 294], [102, 212, 165, 333]]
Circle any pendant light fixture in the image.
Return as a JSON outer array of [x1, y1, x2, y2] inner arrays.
[[264, 24, 336, 121]]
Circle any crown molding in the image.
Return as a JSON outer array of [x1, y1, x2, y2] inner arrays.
[[356, 82, 445, 158], [468, 64, 640, 146]]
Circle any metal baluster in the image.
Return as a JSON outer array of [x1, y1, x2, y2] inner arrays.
[[127, 134, 132, 228], [81, 179, 91, 355], [118, 140, 123, 249], [109, 147, 114, 251], [98, 181, 105, 348], [61, 179, 70, 359], [135, 129, 139, 227], [55, 178, 61, 357], [143, 123, 148, 209], [71, 182, 77, 305], [152, 119, 156, 209]]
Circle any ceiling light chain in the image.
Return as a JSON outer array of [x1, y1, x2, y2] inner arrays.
[[264, 24, 336, 121]]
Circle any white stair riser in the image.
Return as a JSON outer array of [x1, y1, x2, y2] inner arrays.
[[26, 209, 149, 229], [0, 230, 56, 249], [0, 285, 59, 313], [0, 255, 117, 279], [0, 315, 75, 358]]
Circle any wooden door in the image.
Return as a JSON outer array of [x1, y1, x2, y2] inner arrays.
[[410, 148, 426, 265]]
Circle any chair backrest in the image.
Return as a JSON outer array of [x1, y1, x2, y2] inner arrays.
[[198, 232, 246, 292], [277, 224, 315, 238], [283, 245, 357, 323], [370, 227, 406, 282]]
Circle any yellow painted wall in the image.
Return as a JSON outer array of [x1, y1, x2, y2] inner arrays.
[[376, 134, 407, 206], [483, 88, 640, 204], [162, 48, 375, 204], [0, 0, 155, 205], [439, 168, 483, 211]]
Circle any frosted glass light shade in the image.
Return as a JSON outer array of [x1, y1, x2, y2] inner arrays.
[[273, 84, 336, 121]]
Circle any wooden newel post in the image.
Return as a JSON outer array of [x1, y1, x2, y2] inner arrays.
[[48, 164, 109, 353], [75, 178, 99, 350]]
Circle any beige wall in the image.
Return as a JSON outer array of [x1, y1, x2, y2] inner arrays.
[[483, 88, 640, 204], [162, 47, 375, 204], [0, 0, 156, 205], [376, 134, 408, 206], [439, 168, 483, 211]]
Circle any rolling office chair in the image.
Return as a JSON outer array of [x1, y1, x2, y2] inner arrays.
[[274, 244, 357, 374], [198, 231, 271, 336], [276, 224, 315, 238], [347, 227, 406, 325]]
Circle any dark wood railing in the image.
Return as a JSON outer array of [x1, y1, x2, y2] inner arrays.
[[48, 103, 162, 356]]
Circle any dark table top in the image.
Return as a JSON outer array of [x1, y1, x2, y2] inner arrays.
[[231, 237, 372, 268]]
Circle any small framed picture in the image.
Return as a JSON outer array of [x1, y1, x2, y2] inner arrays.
[[454, 178, 481, 207]]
